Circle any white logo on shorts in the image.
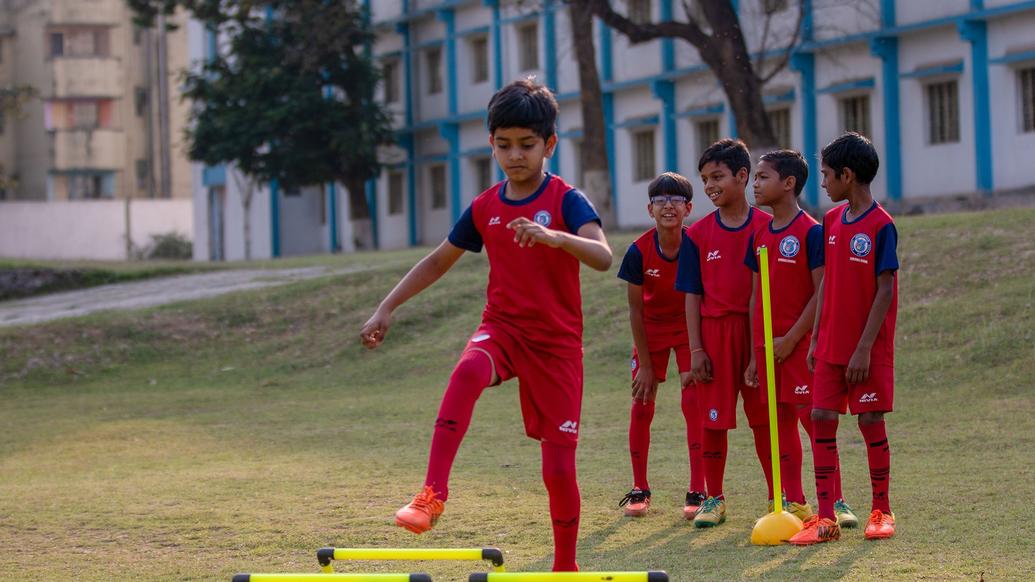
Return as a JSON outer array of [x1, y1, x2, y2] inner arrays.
[[859, 392, 878, 403], [559, 420, 579, 434], [709, 408, 719, 422], [794, 385, 809, 395], [472, 334, 491, 343]]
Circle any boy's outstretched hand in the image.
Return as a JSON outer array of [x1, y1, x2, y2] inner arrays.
[[360, 310, 392, 349], [508, 217, 562, 248]]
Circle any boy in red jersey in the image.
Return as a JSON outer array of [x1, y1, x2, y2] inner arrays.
[[675, 139, 771, 528], [359, 79, 612, 570], [616, 172, 706, 520], [790, 132, 899, 545]]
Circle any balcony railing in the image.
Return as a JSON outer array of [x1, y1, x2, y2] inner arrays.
[[52, 57, 123, 98], [51, 128, 124, 171], [49, 0, 121, 26]]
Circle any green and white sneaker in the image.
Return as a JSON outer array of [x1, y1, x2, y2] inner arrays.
[[693, 496, 727, 528], [835, 499, 859, 528]]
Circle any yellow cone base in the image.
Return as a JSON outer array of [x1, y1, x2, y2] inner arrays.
[[750, 510, 804, 545]]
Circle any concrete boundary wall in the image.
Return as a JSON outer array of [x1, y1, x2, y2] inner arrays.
[[0, 200, 193, 260]]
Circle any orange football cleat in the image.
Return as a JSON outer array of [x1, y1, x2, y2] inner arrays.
[[788, 515, 841, 545], [394, 485, 445, 534], [864, 510, 896, 540], [618, 488, 651, 517]]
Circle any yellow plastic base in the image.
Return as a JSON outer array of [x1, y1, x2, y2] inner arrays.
[[750, 510, 804, 545]]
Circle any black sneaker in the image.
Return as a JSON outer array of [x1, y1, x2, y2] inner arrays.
[[684, 490, 706, 519], [618, 488, 651, 517]]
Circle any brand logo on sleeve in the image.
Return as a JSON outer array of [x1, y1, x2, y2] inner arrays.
[[850, 233, 873, 257], [646, 268, 661, 278], [859, 392, 878, 403], [533, 210, 552, 227], [488, 216, 501, 226], [828, 235, 837, 245], [559, 420, 579, 434], [707, 250, 722, 262], [780, 235, 801, 258]]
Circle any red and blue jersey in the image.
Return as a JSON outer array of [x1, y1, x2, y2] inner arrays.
[[676, 208, 771, 317], [617, 227, 690, 351], [815, 202, 899, 366], [448, 173, 600, 357], [744, 210, 824, 348]]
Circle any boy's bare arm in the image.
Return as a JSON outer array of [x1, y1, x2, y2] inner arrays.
[[359, 240, 466, 349], [846, 271, 895, 384], [779, 266, 825, 360], [685, 293, 712, 383], [806, 273, 825, 373], [507, 218, 613, 271], [627, 283, 657, 402]]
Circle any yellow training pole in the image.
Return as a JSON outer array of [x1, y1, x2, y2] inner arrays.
[[318, 548, 506, 574], [232, 574, 430, 582], [468, 572, 668, 582], [750, 247, 804, 545]]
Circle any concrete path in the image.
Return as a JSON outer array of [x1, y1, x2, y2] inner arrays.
[[0, 266, 358, 327]]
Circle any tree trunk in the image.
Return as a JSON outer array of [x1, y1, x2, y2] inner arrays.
[[345, 175, 375, 250], [569, 0, 615, 228], [233, 170, 255, 261]]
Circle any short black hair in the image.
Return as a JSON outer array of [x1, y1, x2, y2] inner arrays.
[[648, 172, 694, 201], [486, 78, 558, 140], [759, 149, 809, 196], [821, 132, 879, 184], [698, 138, 751, 176]]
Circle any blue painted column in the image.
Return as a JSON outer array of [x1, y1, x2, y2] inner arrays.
[[269, 180, 281, 257], [660, 0, 675, 71], [598, 20, 617, 206], [544, 0, 560, 174], [959, 7, 993, 194], [869, 0, 901, 201], [440, 124, 462, 223], [791, 0, 818, 206], [484, 0, 504, 182], [651, 80, 678, 172], [327, 183, 339, 251], [438, 9, 463, 222], [726, 0, 739, 139], [398, 12, 417, 246], [366, 180, 379, 247]]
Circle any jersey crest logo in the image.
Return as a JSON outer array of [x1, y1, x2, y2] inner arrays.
[[533, 210, 552, 227], [707, 250, 722, 262], [488, 216, 501, 226], [850, 233, 873, 257], [646, 268, 661, 278], [779, 235, 801, 258]]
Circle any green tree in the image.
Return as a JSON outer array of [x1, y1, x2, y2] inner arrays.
[[0, 85, 39, 195], [130, 0, 394, 254]]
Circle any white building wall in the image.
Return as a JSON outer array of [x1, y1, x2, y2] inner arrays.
[[899, 27, 975, 198], [988, 13, 1035, 191], [279, 186, 326, 257], [896, 0, 969, 26]]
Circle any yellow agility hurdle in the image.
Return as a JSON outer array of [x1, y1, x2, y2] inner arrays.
[[468, 572, 668, 582], [317, 547, 506, 574], [230, 571, 428, 575]]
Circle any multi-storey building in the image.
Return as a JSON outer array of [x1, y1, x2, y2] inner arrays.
[[189, 0, 1035, 259], [0, 0, 191, 201]]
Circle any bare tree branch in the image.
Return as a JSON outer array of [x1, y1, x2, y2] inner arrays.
[[585, 0, 711, 49], [759, 0, 806, 83]]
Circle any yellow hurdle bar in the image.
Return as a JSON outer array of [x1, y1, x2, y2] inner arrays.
[[468, 572, 668, 582], [232, 571, 430, 575], [317, 548, 505, 574]]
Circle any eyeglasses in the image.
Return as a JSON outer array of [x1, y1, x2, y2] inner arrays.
[[650, 195, 690, 206]]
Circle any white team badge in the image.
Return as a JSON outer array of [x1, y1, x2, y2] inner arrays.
[[851, 233, 873, 257], [780, 235, 801, 258], [533, 210, 552, 227]]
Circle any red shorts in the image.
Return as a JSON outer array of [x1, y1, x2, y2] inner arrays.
[[812, 358, 894, 415], [699, 315, 767, 429], [755, 340, 813, 406], [464, 323, 583, 448], [631, 343, 691, 383]]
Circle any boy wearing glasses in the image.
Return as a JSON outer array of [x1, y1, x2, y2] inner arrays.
[[616, 172, 706, 520]]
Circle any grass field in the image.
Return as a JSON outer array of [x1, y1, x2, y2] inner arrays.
[[1, 208, 1033, 581]]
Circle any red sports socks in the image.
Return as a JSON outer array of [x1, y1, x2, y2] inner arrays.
[[423, 349, 494, 501], [681, 385, 705, 493], [777, 404, 806, 504], [628, 399, 655, 490], [702, 428, 728, 499], [542, 441, 580, 572], [860, 420, 892, 513], [812, 416, 841, 520]]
